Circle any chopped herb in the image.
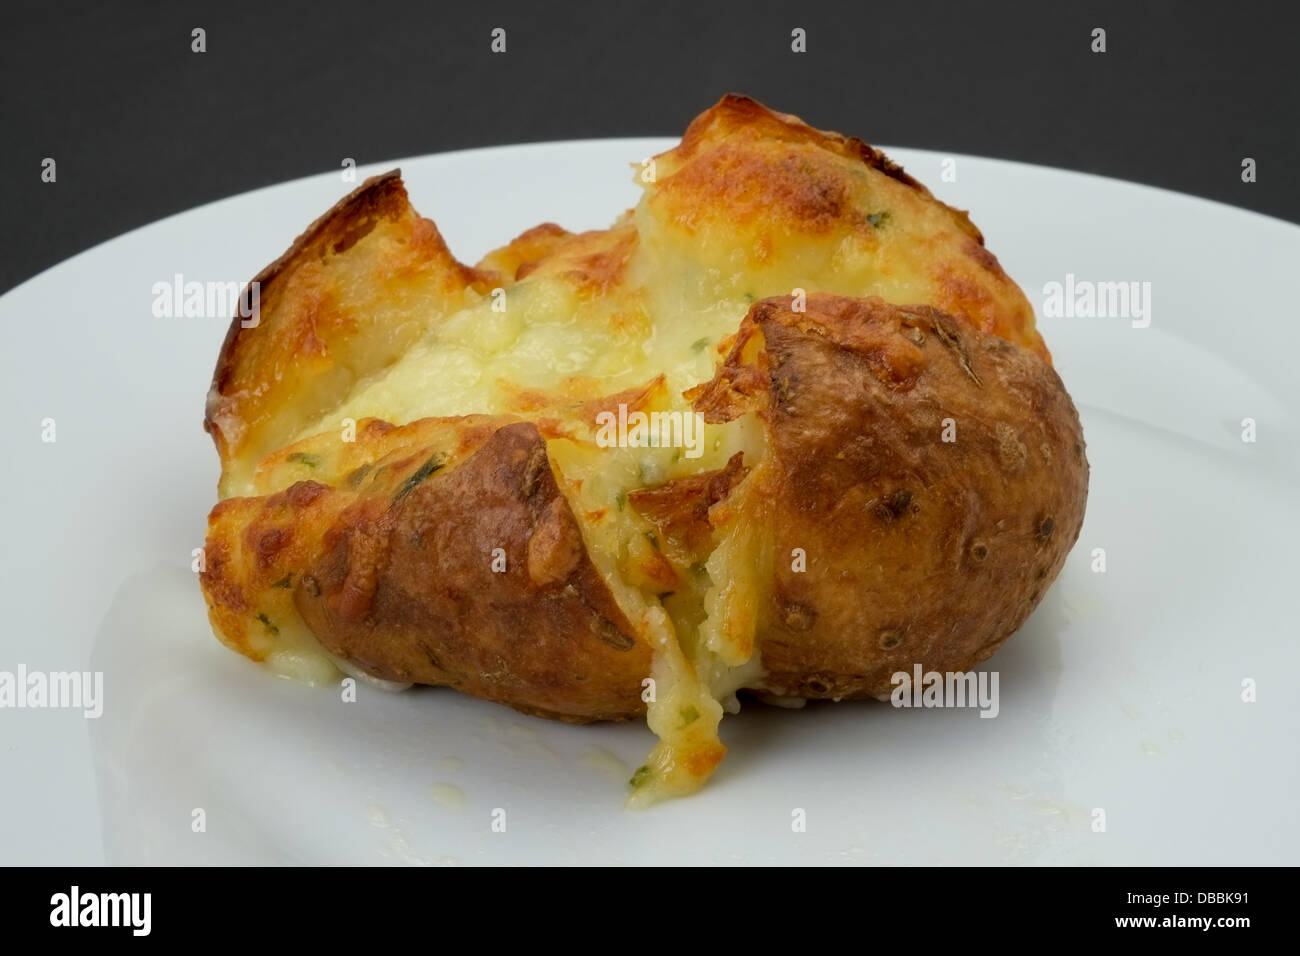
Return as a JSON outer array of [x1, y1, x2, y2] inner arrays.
[[287, 452, 322, 469], [271, 574, 293, 589], [691, 337, 711, 352], [776, 376, 794, 404], [680, 705, 700, 727], [256, 613, 279, 635], [390, 452, 445, 506], [867, 210, 891, 228], [644, 531, 659, 550], [629, 764, 652, 789], [345, 464, 372, 488], [744, 292, 755, 302], [931, 316, 982, 386], [615, 489, 627, 511]]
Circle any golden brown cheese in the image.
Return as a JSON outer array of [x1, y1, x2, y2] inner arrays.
[[205, 172, 497, 497], [638, 95, 1045, 359], [200, 95, 1083, 804]]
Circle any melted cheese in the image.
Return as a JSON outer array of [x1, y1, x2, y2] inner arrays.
[[308, 272, 747, 440], [258, 232, 765, 802]]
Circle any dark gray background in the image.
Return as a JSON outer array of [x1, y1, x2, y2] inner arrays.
[[2, 0, 1294, 293]]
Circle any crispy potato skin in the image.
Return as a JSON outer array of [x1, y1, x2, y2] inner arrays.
[[629, 452, 748, 556], [291, 422, 650, 721], [692, 294, 1088, 699], [201, 414, 520, 662], [202, 418, 650, 721]]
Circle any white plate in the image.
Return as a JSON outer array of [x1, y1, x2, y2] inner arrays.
[[2, 139, 1297, 865]]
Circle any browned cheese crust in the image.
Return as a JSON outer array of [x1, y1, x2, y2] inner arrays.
[[643, 95, 1047, 360]]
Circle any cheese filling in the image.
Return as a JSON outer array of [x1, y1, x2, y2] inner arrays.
[[223, 230, 776, 802]]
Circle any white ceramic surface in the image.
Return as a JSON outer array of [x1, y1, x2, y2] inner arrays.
[[1, 139, 1296, 864]]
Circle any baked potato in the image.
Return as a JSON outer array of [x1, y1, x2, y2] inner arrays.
[[199, 95, 1087, 803]]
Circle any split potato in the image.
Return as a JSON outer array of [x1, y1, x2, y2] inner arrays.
[[199, 95, 1087, 802]]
